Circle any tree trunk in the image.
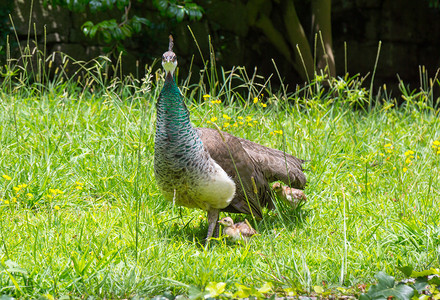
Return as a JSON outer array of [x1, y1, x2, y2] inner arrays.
[[283, 0, 315, 81], [311, 0, 335, 77]]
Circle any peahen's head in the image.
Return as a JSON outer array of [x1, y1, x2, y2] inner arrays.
[[162, 35, 177, 77]]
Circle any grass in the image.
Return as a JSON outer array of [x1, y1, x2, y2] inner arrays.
[[0, 46, 440, 299]]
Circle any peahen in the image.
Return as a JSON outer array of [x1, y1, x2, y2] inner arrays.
[[154, 36, 307, 240]]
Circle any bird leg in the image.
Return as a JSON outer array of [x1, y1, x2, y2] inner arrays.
[[206, 209, 220, 240]]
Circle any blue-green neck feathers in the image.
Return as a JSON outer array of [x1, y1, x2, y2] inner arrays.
[[155, 73, 205, 171], [156, 73, 193, 136]]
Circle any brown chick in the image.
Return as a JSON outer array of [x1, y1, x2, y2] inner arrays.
[[218, 217, 257, 242], [272, 182, 307, 208]]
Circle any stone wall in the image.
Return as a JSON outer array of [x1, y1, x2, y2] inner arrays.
[[332, 0, 440, 89], [8, 0, 440, 90]]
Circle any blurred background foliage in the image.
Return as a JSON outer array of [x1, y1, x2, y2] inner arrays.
[[2, 0, 440, 91]]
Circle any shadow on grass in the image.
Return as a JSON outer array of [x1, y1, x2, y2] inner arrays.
[[161, 198, 311, 245]]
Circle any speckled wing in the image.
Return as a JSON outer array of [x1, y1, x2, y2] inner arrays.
[[236, 221, 257, 237], [197, 127, 271, 219]]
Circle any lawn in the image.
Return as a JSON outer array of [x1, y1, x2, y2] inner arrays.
[[0, 56, 439, 299]]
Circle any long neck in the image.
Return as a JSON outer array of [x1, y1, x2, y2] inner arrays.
[[155, 73, 202, 148], [156, 74, 192, 130]]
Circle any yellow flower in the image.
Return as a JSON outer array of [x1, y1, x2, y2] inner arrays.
[[261, 103, 267, 108], [253, 120, 257, 124], [433, 140, 440, 146], [405, 157, 411, 164], [49, 188, 56, 194], [75, 186, 83, 190], [13, 186, 20, 192], [26, 193, 33, 198], [253, 97, 258, 103], [4, 200, 9, 204], [245, 116, 252, 122], [403, 167, 408, 173], [55, 189, 64, 194], [210, 117, 218, 122], [222, 114, 231, 120], [75, 181, 84, 186], [54, 205, 60, 210], [233, 122, 238, 127], [223, 122, 230, 128], [211, 99, 221, 104], [237, 116, 243, 120], [384, 143, 393, 148], [404, 150, 414, 156], [247, 123, 253, 127], [203, 94, 210, 99], [2, 175, 11, 181], [238, 121, 244, 125], [12, 197, 17, 203], [18, 184, 28, 189]]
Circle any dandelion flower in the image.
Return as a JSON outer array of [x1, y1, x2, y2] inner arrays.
[[13, 186, 20, 192], [261, 103, 267, 108], [203, 94, 210, 99], [222, 114, 231, 120], [210, 117, 218, 122], [403, 167, 408, 173], [223, 122, 230, 128], [26, 193, 33, 198], [253, 97, 258, 103], [237, 116, 243, 120], [233, 122, 238, 127], [76, 186, 83, 190], [433, 140, 440, 146], [3, 200, 9, 205], [2, 175, 11, 181], [54, 205, 60, 210], [247, 123, 253, 127]]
